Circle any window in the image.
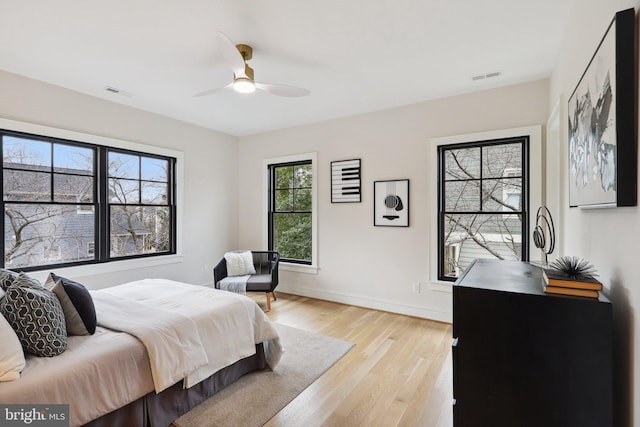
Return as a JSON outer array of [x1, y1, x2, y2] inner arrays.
[[1, 129, 176, 271], [268, 160, 313, 264], [108, 150, 173, 258], [438, 137, 529, 281]]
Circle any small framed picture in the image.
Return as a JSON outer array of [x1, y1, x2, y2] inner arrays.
[[374, 179, 409, 227], [331, 159, 361, 203]]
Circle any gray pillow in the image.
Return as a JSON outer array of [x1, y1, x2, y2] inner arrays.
[[45, 273, 97, 336], [0, 269, 19, 292], [0, 275, 67, 357]]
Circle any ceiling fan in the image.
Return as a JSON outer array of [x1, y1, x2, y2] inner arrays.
[[195, 32, 310, 98]]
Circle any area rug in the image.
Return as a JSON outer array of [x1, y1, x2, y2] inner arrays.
[[173, 324, 354, 427]]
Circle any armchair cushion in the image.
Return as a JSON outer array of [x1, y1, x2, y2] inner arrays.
[[224, 251, 256, 277], [246, 275, 274, 292]]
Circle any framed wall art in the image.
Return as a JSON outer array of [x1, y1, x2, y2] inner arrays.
[[331, 158, 361, 203], [374, 179, 409, 227], [568, 8, 636, 208]]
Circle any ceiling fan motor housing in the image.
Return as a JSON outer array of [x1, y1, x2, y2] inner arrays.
[[236, 44, 253, 61]]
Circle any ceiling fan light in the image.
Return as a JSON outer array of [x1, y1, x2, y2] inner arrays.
[[233, 78, 255, 94]]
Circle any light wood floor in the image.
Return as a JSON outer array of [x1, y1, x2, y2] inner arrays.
[[251, 292, 454, 427]]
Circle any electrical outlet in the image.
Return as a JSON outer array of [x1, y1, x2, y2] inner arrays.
[[203, 264, 211, 273], [412, 282, 421, 293]]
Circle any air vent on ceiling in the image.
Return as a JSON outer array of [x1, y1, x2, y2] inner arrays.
[[470, 71, 502, 82], [104, 86, 133, 97]]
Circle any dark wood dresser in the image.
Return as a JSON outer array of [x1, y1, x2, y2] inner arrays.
[[452, 259, 612, 427]]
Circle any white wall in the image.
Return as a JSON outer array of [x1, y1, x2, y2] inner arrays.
[[237, 79, 549, 322], [0, 69, 239, 288], [549, 2, 638, 425]]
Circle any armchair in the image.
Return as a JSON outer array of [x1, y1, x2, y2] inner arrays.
[[214, 251, 280, 311]]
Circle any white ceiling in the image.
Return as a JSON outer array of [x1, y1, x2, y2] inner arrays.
[[0, 1, 575, 137]]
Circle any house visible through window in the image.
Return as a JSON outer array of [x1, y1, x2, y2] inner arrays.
[[1, 130, 176, 271], [268, 160, 313, 264], [438, 137, 529, 281]]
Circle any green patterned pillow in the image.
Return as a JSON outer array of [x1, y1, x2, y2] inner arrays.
[[0, 275, 67, 357]]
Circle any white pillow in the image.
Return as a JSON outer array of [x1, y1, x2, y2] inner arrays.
[[0, 313, 26, 382], [224, 251, 256, 277]]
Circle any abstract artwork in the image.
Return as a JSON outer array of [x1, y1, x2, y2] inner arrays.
[[374, 179, 409, 227], [568, 8, 636, 208], [331, 159, 361, 203]]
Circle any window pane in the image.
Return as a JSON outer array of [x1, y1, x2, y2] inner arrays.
[[294, 164, 312, 187], [482, 178, 522, 212], [141, 157, 168, 182], [3, 170, 50, 201], [443, 213, 522, 277], [110, 206, 169, 257], [109, 152, 139, 179], [444, 180, 480, 211], [110, 206, 146, 256], [275, 188, 292, 211], [54, 174, 94, 203], [109, 178, 139, 203], [53, 144, 93, 175], [294, 188, 312, 211], [444, 147, 480, 180], [141, 182, 167, 205], [482, 143, 522, 178], [275, 166, 293, 189], [3, 136, 51, 168], [273, 212, 311, 262], [143, 206, 171, 252], [4, 203, 95, 268]]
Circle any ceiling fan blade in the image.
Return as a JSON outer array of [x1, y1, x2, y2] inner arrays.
[[217, 31, 246, 76], [193, 83, 233, 97], [255, 82, 310, 97]]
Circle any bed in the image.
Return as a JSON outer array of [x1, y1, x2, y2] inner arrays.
[[0, 278, 283, 427]]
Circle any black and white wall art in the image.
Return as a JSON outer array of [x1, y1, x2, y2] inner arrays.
[[568, 8, 636, 208], [331, 159, 361, 203], [374, 179, 409, 227]]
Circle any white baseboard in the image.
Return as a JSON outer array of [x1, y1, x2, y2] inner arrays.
[[276, 283, 452, 323]]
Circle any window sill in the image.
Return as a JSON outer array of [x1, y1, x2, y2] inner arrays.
[[27, 254, 184, 283], [280, 262, 318, 274]]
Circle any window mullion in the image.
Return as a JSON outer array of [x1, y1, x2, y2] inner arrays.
[[98, 147, 109, 262], [479, 146, 483, 212], [48, 142, 54, 203]]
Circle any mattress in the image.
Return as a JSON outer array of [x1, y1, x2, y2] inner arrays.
[[0, 327, 154, 427]]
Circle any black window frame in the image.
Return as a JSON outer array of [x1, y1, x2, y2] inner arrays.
[[267, 159, 313, 265], [1, 129, 177, 272], [437, 136, 530, 281]]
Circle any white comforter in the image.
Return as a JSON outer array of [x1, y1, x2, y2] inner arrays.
[[92, 279, 283, 392]]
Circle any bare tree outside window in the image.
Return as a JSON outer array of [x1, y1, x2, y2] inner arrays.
[[438, 138, 528, 280]]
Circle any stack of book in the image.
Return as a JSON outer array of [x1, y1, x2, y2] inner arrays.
[[542, 269, 602, 298]]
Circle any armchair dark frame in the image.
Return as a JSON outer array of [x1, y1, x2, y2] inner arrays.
[[214, 251, 280, 311]]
